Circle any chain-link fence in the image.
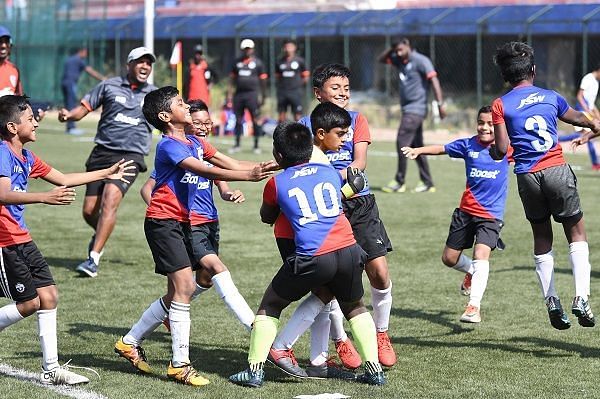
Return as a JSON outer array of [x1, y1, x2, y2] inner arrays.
[[3, 1, 600, 130]]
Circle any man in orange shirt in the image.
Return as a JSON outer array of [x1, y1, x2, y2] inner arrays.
[[0, 26, 22, 97], [187, 44, 211, 106]]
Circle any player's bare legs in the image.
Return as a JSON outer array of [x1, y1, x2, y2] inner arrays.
[[92, 183, 124, 254], [82, 195, 101, 229]]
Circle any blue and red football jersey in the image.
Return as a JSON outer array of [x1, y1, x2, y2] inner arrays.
[[300, 111, 372, 196], [146, 135, 216, 222], [0, 142, 51, 247], [263, 162, 356, 256], [444, 136, 510, 220], [492, 84, 569, 174], [189, 162, 218, 225]]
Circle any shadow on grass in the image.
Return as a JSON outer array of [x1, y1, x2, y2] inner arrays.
[[497, 265, 600, 279], [44, 256, 81, 270], [390, 307, 474, 336], [508, 336, 600, 358]]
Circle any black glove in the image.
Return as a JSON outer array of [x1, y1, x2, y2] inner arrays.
[[341, 167, 366, 199], [488, 144, 503, 160]]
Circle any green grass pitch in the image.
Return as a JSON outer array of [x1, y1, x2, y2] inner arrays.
[[1, 116, 600, 399]]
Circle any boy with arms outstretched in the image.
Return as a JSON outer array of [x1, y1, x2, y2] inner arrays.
[[402, 106, 510, 323], [114, 87, 272, 386], [490, 42, 600, 330], [229, 122, 385, 387], [140, 100, 254, 331], [0, 95, 133, 385], [270, 64, 395, 372]]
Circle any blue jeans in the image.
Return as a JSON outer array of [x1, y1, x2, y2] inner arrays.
[[61, 81, 77, 131]]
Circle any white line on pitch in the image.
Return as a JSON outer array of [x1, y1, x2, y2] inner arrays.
[[0, 363, 107, 399]]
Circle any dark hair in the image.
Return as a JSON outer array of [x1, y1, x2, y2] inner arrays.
[[392, 37, 411, 48], [494, 42, 535, 85], [142, 86, 179, 131], [188, 99, 208, 114], [273, 121, 313, 168], [283, 39, 296, 46], [310, 102, 351, 134], [594, 62, 600, 72], [477, 105, 492, 118], [0, 95, 31, 139], [312, 63, 351, 89]]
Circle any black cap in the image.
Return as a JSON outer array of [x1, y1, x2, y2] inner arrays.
[[193, 44, 203, 53]]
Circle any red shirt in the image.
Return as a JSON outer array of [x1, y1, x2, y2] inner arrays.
[[0, 60, 22, 96], [188, 59, 210, 105]]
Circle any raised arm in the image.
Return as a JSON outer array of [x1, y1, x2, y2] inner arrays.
[[401, 144, 446, 159], [377, 47, 393, 64], [180, 156, 271, 182], [85, 65, 106, 81], [58, 104, 90, 123], [0, 176, 75, 206], [41, 160, 135, 187]]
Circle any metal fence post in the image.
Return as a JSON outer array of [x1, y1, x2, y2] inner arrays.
[[429, 8, 454, 66], [342, 11, 366, 69], [582, 6, 600, 75], [476, 6, 503, 108], [526, 5, 552, 46]]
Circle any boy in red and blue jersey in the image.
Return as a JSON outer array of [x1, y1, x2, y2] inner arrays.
[[490, 42, 600, 330], [229, 122, 385, 387], [140, 100, 254, 332], [402, 106, 510, 323], [114, 86, 272, 387], [273, 64, 395, 370], [0, 95, 133, 385]]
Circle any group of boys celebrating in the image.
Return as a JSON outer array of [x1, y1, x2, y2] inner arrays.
[[0, 40, 599, 389]]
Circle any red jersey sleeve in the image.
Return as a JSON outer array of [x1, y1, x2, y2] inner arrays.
[[262, 177, 277, 206], [30, 153, 52, 178], [506, 145, 515, 163], [353, 113, 372, 144], [200, 138, 217, 159], [492, 98, 505, 125]]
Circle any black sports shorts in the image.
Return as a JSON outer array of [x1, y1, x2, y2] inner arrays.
[[342, 194, 392, 261], [144, 218, 197, 276], [277, 89, 303, 115], [190, 221, 220, 262], [0, 241, 54, 302], [445, 208, 503, 251], [85, 145, 146, 196], [271, 243, 367, 303]]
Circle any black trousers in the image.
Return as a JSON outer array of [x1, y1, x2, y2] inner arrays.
[[395, 112, 433, 187]]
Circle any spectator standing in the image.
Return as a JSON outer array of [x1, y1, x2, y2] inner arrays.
[[61, 47, 105, 135], [275, 39, 309, 122], [0, 25, 22, 97], [379, 37, 446, 193], [187, 44, 211, 105], [227, 39, 267, 154]]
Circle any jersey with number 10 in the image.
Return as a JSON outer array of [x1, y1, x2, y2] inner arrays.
[[263, 162, 356, 256], [492, 84, 568, 174]]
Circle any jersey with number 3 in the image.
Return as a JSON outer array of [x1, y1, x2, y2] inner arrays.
[[263, 162, 356, 256], [492, 84, 568, 174]]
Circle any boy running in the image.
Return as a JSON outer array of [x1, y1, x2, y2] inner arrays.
[[114, 87, 272, 387], [490, 42, 600, 330], [402, 106, 510, 323], [229, 122, 385, 387], [140, 100, 254, 331], [0, 95, 133, 385]]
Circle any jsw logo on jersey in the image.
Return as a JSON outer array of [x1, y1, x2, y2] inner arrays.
[[468, 151, 479, 159], [291, 166, 318, 179], [469, 167, 500, 179], [517, 92, 546, 109], [327, 151, 352, 162]]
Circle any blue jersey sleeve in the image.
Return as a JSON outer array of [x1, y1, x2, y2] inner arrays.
[[157, 139, 193, 167], [555, 92, 569, 117], [0, 147, 11, 178], [444, 138, 468, 159], [149, 169, 156, 179]]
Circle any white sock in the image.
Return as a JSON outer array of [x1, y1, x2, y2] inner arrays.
[[212, 271, 254, 331], [169, 301, 191, 367], [310, 302, 331, 365], [0, 302, 24, 331], [371, 282, 392, 332], [37, 308, 59, 371], [89, 251, 101, 265], [328, 299, 347, 342], [191, 284, 210, 301], [570, 241, 591, 299], [123, 298, 168, 346], [468, 260, 489, 308], [534, 250, 557, 299], [453, 254, 473, 274], [273, 293, 325, 350]]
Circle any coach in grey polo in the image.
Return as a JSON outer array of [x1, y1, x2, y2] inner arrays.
[[379, 38, 446, 193], [58, 47, 157, 278]]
